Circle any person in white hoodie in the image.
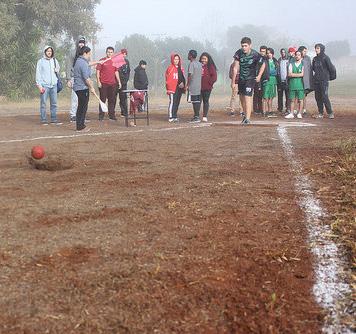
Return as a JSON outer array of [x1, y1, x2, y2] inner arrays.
[[35, 46, 62, 125]]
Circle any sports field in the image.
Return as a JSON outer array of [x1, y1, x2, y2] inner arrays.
[[0, 96, 354, 333]]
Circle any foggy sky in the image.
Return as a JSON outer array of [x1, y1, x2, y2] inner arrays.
[[95, 0, 356, 54]]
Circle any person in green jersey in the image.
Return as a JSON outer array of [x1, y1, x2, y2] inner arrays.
[[231, 37, 265, 125], [262, 48, 279, 117], [285, 50, 305, 119]]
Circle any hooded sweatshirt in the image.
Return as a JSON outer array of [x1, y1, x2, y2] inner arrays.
[[36, 46, 59, 88], [165, 54, 185, 94], [312, 44, 336, 82], [201, 63, 217, 91], [134, 65, 148, 90], [278, 49, 289, 83]]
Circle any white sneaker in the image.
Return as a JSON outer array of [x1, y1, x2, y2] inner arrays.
[[168, 118, 174, 123], [297, 113, 302, 119], [302, 109, 307, 115], [202, 117, 208, 122], [293, 110, 298, 116], [285, 113, 295, 119]]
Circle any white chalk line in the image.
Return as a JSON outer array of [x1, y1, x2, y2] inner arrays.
[[277, 126, 352, 334], [0, 123, 213, 144]]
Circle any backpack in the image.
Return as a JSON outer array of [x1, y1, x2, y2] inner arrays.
[[328, 61, 337, 81]]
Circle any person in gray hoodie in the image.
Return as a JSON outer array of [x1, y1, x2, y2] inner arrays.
[[277, 48, 289, 113], [35, 46, 61, 125]]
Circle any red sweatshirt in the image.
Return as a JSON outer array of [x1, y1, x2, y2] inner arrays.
[[165, 53, 185, 94], [201, 64, 217, 91]]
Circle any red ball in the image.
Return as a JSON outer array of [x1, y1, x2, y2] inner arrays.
[[31, 145, 45, 160]]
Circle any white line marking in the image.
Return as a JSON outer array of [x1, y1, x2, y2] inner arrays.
[[0, 123, 212, 144], [277, 126, 352, 334]]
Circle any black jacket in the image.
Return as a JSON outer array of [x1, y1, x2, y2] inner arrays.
[[119, 58, 130, 86], [312, 44, 336, 82], [134, 66, 148, 90]]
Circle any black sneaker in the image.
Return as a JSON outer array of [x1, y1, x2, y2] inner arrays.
[[109, 117, 118, 121], [51, 120, 63, 125], [241, 118, 251, 125], [70, 116, 76, 122], [189, 117, 201, 123]]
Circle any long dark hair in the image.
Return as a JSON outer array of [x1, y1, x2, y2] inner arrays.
[[199, 52, 217, 71], [73, 46, 91, 67]]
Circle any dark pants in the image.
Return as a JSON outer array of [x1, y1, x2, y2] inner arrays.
[[75, 89, 89, 131], [201, 90, 212, 117], [314, 81, 333, 115], [99, 83, 117, 119], [118, 83, 128, 116], [253, 82, 263, 113], [277, 81, 289, 111], [168, 89, 183, 119]]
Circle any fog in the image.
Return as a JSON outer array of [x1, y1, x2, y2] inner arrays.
[[96, 0, 356, 54]]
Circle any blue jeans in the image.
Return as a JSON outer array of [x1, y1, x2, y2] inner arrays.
[[40, 86, 58, 122]]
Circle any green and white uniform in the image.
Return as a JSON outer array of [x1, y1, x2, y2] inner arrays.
[[289, 62, 305, 100], [263, 59, 277, 99]]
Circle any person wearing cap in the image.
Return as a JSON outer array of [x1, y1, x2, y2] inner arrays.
[[35, 46, 62, 125], [312, 43, 336, 119], [118, 48, 131, 117], [66, 36, 86, 122]]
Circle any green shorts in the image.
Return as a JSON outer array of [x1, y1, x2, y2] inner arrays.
[[289, 89, 305, 100], [263, 83, 277, 99]]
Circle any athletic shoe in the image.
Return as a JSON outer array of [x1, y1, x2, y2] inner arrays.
[[168, 118, 174, 123], [70, 116, 76, 122], [76, 127, 90, 132], [241, 118, 251, 125], [202, 117, 208, 122], [120, 114, 126, 118], [285, 112, 295, 119], [109, 117, 117, 121], [317, 114, 324, 119], [267, 112, 277, 118], [328, 113, 335, 119], [173, 118, 179, 123], [51, 120, 63, 125], [240, 111, 246, 118], [296, 113, 303, 119], [302, 109, 307, 115], [129, 121, 136, 127], [293, 110, 298, 116], [41, 121, 49, 126], [85, 118, 91, 123], [189, 117, 201, 123]]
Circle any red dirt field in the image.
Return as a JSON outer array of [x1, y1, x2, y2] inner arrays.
[[0, 100, 354, 333]]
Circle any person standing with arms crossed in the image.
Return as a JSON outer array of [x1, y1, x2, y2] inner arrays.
[[231, 37, 265, 125]]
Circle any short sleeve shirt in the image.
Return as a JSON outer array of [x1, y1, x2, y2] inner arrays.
[[233, 49, 263, 81], [96, 57, 118, 85], [188, 60, 202, 96]]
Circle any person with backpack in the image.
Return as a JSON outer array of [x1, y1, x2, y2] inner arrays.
[[35, 46, 62, 125], [312, 43, 336, 119], [165, 53, 185, 123], [200, 52, 217, 122], [262, 48, 279, 117]]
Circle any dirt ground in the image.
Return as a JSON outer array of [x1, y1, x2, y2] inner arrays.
[[0, 96, 355, 333]]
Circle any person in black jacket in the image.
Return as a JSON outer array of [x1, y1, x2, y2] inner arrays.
[[118, 48, 131, 117], [253, 46, 269, 114], [134, 60, 148, 90], [312, 43, 336, 119]]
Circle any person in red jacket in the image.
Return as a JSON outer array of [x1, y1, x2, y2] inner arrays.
[[165, 53, 185, 122], [199, 52, 217, 122]]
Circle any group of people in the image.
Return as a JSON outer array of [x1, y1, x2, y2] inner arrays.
[[35, 35, 336, 131], [35, 37, 148, 131], [229, 37, 336, 124]]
